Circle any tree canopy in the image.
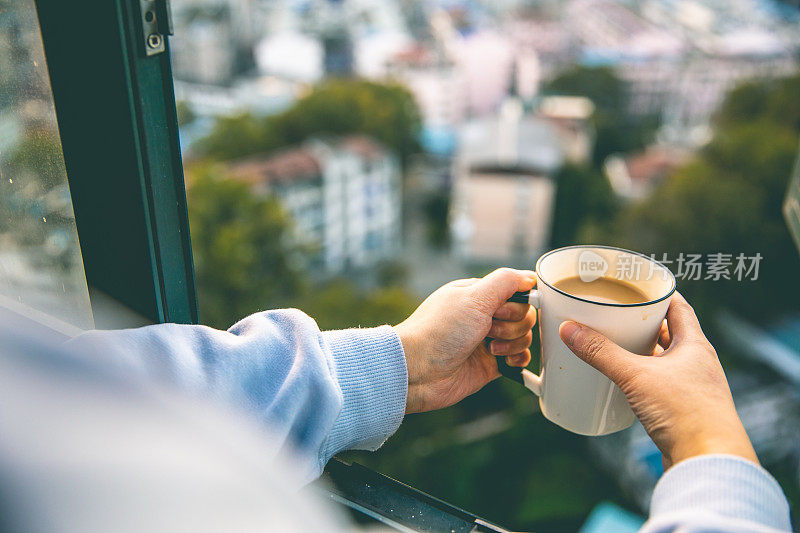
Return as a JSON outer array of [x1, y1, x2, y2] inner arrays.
[[187, 166, 419, 330], [715, 73, 800, 132], [546, 66, 626, 114], [549, 163, 616, 249], [187, 168, 307, 328], [600, 74, 800, 321], [545, 66, 658, 167], [197, 79, 422, 166], [294, 280, 417, 331]]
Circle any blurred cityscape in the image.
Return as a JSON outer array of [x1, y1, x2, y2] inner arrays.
[[2, 0, 800, 530], [170, 0, 800, 530]]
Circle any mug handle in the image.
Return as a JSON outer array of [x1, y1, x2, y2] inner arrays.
[[495, 289, 542, 396]]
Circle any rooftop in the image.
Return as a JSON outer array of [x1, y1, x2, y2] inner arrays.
[[604, 146, 688, 199], [226, 135, 388, 186], [227, 147, 321, 186], [623, 148, 687, 184], [459, 99, 563, 175]]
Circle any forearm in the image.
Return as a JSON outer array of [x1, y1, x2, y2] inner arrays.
[[66, 309, 408, 484], [642, 455, 791, 532]]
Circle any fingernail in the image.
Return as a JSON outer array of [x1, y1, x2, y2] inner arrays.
[[559, 321, 581, 345], [490, 341, 505, 355]]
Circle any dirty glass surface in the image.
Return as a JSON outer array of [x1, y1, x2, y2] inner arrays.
[[0, 0, 93, 330]]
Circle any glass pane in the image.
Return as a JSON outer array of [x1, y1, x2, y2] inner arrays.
[[0, 0, 93, 330], [171, 0, 800, 530]]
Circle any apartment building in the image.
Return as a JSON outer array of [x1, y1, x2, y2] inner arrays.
[[226, 135, 402, 275], [450, 99, 564, 267]]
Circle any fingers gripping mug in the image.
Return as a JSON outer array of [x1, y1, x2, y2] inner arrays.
[[499, 245, 676, 436]]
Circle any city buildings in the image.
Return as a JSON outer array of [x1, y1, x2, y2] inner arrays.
[[164, 1, 800, 523], [449, 95, 595, 266], [170, 0, 269, 85], [384, 45, 466, 156], [538, 96, 596, 164], [507, 17, 578, 85], [450, 99, 564, 266], [225, 135, 402, 276], [565, 0, 800, 144], [169, 5, 237, 85]]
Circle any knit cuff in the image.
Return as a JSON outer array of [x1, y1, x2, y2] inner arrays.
[[321, 326, 407, 457], [650, 454, 791, 531]]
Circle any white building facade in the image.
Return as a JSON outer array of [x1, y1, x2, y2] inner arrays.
[[227, 136, 402, 276], [450, 100, 565, 267]]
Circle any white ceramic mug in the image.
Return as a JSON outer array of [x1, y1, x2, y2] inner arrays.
[[498, 245, 676, 436]]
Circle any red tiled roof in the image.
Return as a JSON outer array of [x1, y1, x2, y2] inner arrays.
[[225, 135, 387, 186], [338, 134, 385, 160], [227, 147, 321, 186], [625, 149, 687, 184]]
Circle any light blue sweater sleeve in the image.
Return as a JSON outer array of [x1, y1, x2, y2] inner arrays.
[[66, 309, 408, 485], [642, 455, 792, 532]]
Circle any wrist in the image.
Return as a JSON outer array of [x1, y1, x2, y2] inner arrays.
[[393, 323, 425, 413], [667, 418, 758, 467]]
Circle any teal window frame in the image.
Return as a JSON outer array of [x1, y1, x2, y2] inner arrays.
[[35, 0, 197, 326]]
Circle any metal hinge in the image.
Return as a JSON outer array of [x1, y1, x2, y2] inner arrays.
[[138, 0, 173, 56]]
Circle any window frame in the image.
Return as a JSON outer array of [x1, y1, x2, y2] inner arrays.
[[35, 0, 197, 326]]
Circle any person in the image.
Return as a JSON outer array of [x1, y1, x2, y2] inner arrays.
[[0, 268, 791, 532]]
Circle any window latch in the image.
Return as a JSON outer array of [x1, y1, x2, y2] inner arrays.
[[138, 0, 173, 57]]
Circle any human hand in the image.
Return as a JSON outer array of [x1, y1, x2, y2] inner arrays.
[[395, 268, 537, 414], [559, 292, 757, 469]]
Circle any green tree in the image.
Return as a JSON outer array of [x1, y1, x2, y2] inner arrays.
[[187, 168, 307, 328], [276, 79, 422, 166], [606, 120, 800, 321], [197, 113, 284, 161], [716, 73, 800, 132], [549, 164, 616, 248], [545, 66, 657, 166], [422, 190, 450, 247], [186, 165, 420, 330], [546, 66, 626, 114], [295, 280, 417, 331], [197, 79, 422, 166], [376, 259, 410, 287]]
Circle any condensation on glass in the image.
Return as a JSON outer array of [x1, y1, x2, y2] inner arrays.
[[0, 0, 93, 329]]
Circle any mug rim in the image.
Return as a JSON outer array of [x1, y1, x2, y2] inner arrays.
[[535, 244, 677, 308]]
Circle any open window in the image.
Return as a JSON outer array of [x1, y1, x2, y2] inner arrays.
[[16, 0, 800, 530], [22, 0, 508, 530]]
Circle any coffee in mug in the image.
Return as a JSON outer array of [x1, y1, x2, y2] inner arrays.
[[501, 245, 676, 436], [553, 276, 649, 305]]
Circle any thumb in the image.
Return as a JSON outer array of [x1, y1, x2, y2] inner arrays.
[[471, 268, 536, 311], [559, 321, 637, 384]]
